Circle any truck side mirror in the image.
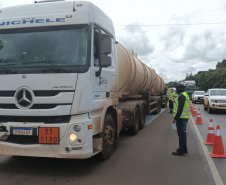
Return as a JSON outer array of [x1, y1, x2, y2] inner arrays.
[[96, 33, 112, 77], [99, 34, 112, 67]]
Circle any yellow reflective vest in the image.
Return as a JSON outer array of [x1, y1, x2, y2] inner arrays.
[[169, 91, 174, 101], [173, 92, 190, 119]]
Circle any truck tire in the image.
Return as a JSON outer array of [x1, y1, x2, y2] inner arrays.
[[132, 106, 139, 135], [207, 104, 213, 114], [153, 100, 160, 115], [161, 99, 167, 108], [153, 108, 158, 115], [100, 114, 116, 160], [139, 104, 145, 129]]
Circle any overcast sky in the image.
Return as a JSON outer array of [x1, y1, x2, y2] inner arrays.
[[1, 0, 226, 83]]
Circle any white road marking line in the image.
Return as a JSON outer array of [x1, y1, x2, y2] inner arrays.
[[190, 116, 224, 185]]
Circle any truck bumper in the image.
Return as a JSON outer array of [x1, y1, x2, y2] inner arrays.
[[0, 141, 94, 159], [0, 114, 96, 159]]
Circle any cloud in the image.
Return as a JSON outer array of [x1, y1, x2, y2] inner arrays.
[[182, 30, 226, 63], [117, 25, 155, 57], [160, 26, 185, 51]]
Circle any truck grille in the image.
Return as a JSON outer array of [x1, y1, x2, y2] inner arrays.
[[0, 115, 71, 123], [0, 104, 68, 109], [0, 90, 63, 97], [0, 90, 73, 110], [5, 135, 39, 144]]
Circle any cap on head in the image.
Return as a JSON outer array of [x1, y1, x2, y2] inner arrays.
[[176, 84, 186, 91]]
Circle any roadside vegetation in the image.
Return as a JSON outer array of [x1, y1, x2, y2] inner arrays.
[[166, 59, 226, 91]]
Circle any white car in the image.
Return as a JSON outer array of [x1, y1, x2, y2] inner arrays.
[[191, 91, 205, 104], [203, 88, 226, 114]]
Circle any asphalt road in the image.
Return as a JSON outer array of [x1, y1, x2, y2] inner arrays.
[[0, 108, 217, 185], [191, 103, 226, 185]]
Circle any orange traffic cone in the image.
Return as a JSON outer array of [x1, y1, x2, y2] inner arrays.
[[195, 109, 203, 124], [192, 106, 197, 116], [190, 104, 194, 114], [205, 119, 215, 145], [189, 102, 193, 109], [209, 125, 226, 158]]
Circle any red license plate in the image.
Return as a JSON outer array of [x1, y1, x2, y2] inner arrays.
[[38, 127, 59, 144]]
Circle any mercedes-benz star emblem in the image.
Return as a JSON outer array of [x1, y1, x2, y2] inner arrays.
[[15, 88, 34, 109]]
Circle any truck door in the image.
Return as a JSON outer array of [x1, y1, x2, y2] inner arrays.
[[91, 27, 117, 110]]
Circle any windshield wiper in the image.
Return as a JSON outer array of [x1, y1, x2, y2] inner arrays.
[[23, 60, 69, 72], [0, 65, 17, 74], [0, 58, 18, 63]]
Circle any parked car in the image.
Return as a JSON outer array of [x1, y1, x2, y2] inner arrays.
[[203, 88, 226, 114], [191, 91, 205, 104]]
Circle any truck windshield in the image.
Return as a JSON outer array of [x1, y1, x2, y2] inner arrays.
[[186, 85, 196, 91], [210, 90, 226, 96], [195, 92, 205, 95], [0, 25, 89, 73]]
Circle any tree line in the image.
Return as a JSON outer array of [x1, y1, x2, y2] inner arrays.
[[166, 59, 226, 91]]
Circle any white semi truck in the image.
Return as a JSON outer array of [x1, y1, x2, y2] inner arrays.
[[0, 0, 167, 159], [179, 80, 197, 99]]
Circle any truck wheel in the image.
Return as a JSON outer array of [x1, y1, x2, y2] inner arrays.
[[100, 114, 116, 160], [153, 108, 158, 115], [132, 106, 139, 135], [139, 104, 145, 129], [162, 99, 167, 108], [208, 104, 213, 114], [153, 101, 160, 115]]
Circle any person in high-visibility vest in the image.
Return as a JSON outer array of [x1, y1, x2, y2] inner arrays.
[[172, 84, 190, 156], [168, 88, 175, 113]]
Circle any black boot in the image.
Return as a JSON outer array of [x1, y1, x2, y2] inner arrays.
[[172, 151, 184, 156]]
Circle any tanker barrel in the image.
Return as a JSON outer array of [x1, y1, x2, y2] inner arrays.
[[117, 43, 165, 97]]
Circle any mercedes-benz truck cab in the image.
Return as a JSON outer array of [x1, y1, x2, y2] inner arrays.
[[0, 1, 118, 159]]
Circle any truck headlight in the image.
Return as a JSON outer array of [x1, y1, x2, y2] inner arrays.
[[210, 99, 216, 103], [74, 125, 81, 132], [69, 133, 77, 141]]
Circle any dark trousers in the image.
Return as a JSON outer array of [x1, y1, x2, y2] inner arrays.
[[169, 100, 173, 112], [176, 118, 188, 152]]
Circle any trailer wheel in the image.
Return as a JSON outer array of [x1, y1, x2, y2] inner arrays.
[[139, 104, 145, 129], [100, 114, 116, 160], [158, 101, 161, 113], [132, 106, 139, 135], [162, 99, 167, 108], [153, 100, 161, 115]]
